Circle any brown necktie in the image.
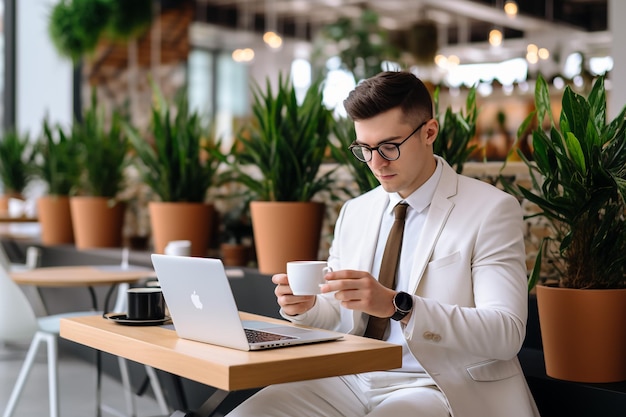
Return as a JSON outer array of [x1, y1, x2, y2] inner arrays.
[[364, 202, 409, 340]]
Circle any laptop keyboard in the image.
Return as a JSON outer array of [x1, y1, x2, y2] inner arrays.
[[245, 328, 297, 343]]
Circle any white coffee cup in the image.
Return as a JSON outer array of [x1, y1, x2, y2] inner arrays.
[[164, 240, 191, 256], [286, 261, 333, 296]]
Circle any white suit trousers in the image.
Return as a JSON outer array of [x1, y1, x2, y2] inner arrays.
[[226, 371, 451, 417]]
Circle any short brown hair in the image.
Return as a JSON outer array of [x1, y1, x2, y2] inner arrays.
[[343, 71, 433, 125]]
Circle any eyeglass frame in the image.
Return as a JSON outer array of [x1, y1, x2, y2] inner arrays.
[[348, 119, 430, 163]]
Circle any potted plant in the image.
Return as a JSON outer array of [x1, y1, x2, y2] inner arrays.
[[69, 92, 130, 249], [506, 75, 626, 383], [433, 85, 479, 174], [31, 120, 83, 244], [219, 203, 253, 267], [0, 129, 35, 215], [127, 81, 223, 256], [225, 73, 338, 274]]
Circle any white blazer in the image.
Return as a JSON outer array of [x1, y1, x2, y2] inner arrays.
[[285, 157, 540, 417]]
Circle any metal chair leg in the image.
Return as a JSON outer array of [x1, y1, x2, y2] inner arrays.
[[2, 331, 59, 417]]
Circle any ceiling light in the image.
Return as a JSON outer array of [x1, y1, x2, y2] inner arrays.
[[448, 55, 460, 66], [435, 54, 447, 67], [526, 52, 538, 64], [489, 29, 503, 47], [232, 48, 255, 63], [504, 1, 518, 18], [538, 48, 550, 60], [263, 31, 283, 49], [263, 0, 283, 49]]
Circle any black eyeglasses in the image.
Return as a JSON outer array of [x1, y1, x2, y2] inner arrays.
[[348, 119, 429, 163]]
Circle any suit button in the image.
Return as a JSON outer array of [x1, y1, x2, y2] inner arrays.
[[432, 334, 442, 342], [423, 331, 434, 340]]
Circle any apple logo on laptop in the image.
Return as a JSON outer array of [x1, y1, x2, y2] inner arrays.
[[191, 291, 203, 309]]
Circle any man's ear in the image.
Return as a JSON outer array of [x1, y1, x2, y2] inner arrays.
[[424, 119, 439, 145]]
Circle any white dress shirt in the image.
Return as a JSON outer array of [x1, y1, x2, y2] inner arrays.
[[373, 159, 443, 372]]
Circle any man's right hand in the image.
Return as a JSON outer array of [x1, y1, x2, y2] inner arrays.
[[272, 273, 316, 316]]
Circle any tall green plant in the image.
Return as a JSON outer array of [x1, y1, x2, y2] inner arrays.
[[34, 120, 83, 196], [127, 81, 223, 203], [0, 130, 35, 195], [433, 86, 478, 174], [229, 74, 338, 202], [506, 75, 626, 290], [74, 93, 129, 198]]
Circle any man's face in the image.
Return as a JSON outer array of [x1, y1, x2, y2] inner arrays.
[[353, 107, 438, 198]]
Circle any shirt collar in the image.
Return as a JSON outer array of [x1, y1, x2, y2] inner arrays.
[[386, 157, 443, 215]]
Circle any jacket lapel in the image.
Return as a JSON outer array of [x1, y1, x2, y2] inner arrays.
[[408, 158, 458, 293]]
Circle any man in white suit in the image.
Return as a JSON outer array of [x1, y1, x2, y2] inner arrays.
[[227, 71, 540, 417]]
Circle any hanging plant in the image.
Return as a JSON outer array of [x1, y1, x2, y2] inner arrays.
[[391, 20, 439, 65], [48, 0, 153, 62], [105, 0, 153, 41], [315, 9, 400, 81], [48, 0, 110, 63]]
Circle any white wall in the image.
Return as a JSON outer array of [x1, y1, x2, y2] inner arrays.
[[17, 0, 72, 136]]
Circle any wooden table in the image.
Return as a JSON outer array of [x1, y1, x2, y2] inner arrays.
[[10, 265, 154, 310], [0, 215, 38, 223], [10, 265, 153, 287], [12, 264, 160, 416], [61, 313, 403, 416]]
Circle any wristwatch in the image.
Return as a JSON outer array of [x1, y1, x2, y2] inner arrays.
[[391, 291, 413, 321]]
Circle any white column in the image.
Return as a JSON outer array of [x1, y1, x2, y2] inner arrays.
[[17, 0, 73, 136], [609, 0, 626, 119]]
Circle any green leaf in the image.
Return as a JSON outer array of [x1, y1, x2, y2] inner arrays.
[[518, 75, 626, 289], [0, 130, 35, 194], [127, 79, 223, 203], [564, 132, 586, 173], [226, 72, 336, 202]]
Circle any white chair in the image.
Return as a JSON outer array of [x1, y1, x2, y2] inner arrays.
[[1, 255, 169, 417], [0, 244, 48, 314], [0, 266, 94, 417]]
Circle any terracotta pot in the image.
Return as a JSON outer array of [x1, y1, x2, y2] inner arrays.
[[149, 202, 214, 257], [221, 243, 250, 267], [250, 201, 325, 275], [70, 197, 126, 249], [536, 284, 626, 383], [0, 195, 9, 215], [37, 195, 74, 245]]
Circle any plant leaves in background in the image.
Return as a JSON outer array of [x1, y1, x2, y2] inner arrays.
[[228, 73, 337, 202], [74, 90, 130, 198], [48, 0, 111, 63], [127, 79, 223, 203], [329, 117, 378, 195], [105, 0, 153, 40], [34, 120, 83, 196], [0, 130, 35, 195], [433, 85, 478, 174]]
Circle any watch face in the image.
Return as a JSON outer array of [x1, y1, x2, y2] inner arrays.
[[395, 291, 413, 313]]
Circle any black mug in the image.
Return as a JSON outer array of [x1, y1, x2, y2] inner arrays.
[[127, 288, 165, 320]]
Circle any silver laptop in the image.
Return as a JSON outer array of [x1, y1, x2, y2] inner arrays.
[[151, 254, 343, 351]]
